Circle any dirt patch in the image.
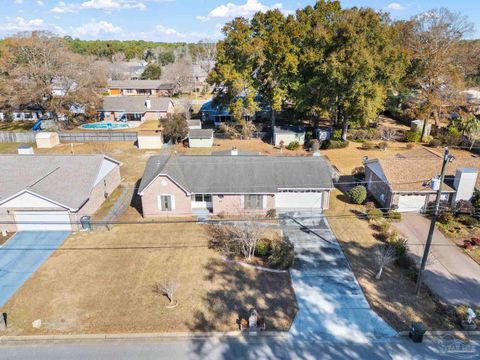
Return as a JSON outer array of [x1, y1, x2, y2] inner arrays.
[[0, 231, 14, 246], [326, 189, 459, 331], [0, 223, 296, 335]]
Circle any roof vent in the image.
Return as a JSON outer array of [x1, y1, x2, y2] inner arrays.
[[145, 99, 152, 109], [231, 147, 238, 156]]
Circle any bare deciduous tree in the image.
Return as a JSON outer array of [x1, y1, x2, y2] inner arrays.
[[161, 55, 194, 94], [154, 280, 179, 305], [194, 40, 217, 75], [374, 244, 397, 280], [380, 128, 398, 141], [106, 52, 130, 80]]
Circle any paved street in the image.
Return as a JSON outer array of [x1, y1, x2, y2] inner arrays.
[[1, 336, 478, 359], [394, 214, 480, 307], [0, 231, 69, 307], [279, 210, 396, 342]]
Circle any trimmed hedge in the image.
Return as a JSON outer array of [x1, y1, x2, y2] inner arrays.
[[348, 185, 367, 204], [321, 139, 349, 149]]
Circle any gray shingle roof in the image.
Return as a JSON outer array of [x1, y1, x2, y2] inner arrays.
[[189, 129, 213, 139], [138, 155, 333, 194], [100, 96, 173, 113], [0, 155, 119, 210], [108, 80, 175, 90], [211, 149, 262, 156]]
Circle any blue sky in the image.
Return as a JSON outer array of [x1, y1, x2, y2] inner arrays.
[[0, 0, 478, 41]]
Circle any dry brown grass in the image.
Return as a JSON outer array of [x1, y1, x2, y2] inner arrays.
[[1, 223, 296, 335], [325, 189, 458, 331]]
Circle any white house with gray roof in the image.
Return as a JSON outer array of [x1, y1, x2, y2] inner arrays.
[[0, 155, 121, 232], [138, 154, 333, 216]]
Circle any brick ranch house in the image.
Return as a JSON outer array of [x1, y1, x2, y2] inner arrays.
[[99, 96, 174, 123], [365, 148, 480, 212], [0, 155, 121, 232], [107, 80, 177, 97], [138, 154, 334, 216]]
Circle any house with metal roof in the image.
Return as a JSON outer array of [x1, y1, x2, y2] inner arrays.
[[0, 154, 121, 232], [98, 96, 174, 123], [138, 154, 334, 216], [365, 147, 480, 212]]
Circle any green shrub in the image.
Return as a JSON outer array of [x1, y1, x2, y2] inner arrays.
[[457, 215, 477, 227], [255, 238, 272, 258], [286, 141, 300, 150], [267, 239, 294, 270], [387, 236, 409, 258], [387, 210, 402, 222], [364, 201, 376, 210], [422, 135, 433, 143], [377, 142, 389, 151], [332, 129, 342, 140], [429, 138, 442, 147], [366, 207, 383, 221], [405, 130, 421, 143], [321, 139, 349, 149], [348, 185, 367, 204], [438, 211, 454, 225], [361, 141, 375, 150], [349, 128, 381, 141]]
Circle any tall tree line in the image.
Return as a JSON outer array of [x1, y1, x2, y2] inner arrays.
[[209, 0, 477, 140]]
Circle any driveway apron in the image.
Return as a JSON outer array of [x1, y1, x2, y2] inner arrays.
[[279, 210, 396, 342]]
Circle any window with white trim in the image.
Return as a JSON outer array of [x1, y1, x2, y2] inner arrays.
[[245, 195, 263, 209], [158, 195, 173, 211]]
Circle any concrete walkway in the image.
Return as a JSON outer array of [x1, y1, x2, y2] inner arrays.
[[0, 231, 69, 307], [394, 214, 480, 307], [279, 210, 396, 342]]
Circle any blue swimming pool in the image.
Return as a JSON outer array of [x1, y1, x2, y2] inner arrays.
[[79, 122, 130, 130]]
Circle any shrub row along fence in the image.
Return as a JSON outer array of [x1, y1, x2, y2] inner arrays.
[[0, 131, 138, 143], [213, 131, 270, 140]]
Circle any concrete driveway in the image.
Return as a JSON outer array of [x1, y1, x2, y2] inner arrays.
[[394, 214, 480, 307], [279, 210, 396, 342], [0, 231, 69, 307]]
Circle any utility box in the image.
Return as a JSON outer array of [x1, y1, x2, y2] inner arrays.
[[453, 168, 478, 202], [17, 146, 34, 155], [35, 132, 60, 149]]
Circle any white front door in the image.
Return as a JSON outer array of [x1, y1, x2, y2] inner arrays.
[[397, 195, 426, 212], [14, 211, 72, 231], [275, 192, 323, 210]]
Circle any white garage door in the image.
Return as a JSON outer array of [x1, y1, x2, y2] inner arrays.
[[14, 211, 72, 231], [397, 195, 426, 212], [275, 192, 323, 210]]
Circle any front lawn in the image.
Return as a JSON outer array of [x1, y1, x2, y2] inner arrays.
[[0, 223, 296, 335], [326, 189, 458, 331]]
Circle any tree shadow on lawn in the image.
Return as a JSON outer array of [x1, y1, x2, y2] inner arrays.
[[185, 257, 297, 333], [338, 238, 460, 332]]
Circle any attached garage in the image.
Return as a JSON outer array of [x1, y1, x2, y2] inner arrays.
[[14, 211, 72, 231], [397, 194, 427, 212], [275, 191, 324, 210]]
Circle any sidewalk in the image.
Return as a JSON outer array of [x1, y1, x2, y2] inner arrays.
[[394, 214, 480, 307]]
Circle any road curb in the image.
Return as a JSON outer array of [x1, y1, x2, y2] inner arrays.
[[398, 330, 480, 337], [0, 330, 288, 344]]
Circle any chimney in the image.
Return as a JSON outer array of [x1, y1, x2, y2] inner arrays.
[[453, 168, 478, 202], [231, 147, 238, 156], [145, 99, 152, 109]]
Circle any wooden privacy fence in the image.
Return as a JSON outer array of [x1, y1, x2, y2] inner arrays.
[[0, 131, 36, 143], [58, 132, 138, 142], [0, 131, 138, 143]]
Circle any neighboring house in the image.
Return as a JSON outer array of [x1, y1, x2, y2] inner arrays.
[[0, 154, 121, 232], [0, 107, 43, 122], [192, 64, 209, 92], [365, 147, 480, 212], [99, 96, 174, 123], [188, 129, 214, 148], [187, 119, 202, 130], [138, 154, 333, 216], [273, 125, 305, 147], [107, 80, 177, 97]]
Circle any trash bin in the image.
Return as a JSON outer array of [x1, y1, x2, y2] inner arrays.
[[409, 322, 426, 343], [80, 215, 92, 231]]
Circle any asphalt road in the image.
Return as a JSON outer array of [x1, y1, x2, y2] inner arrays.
[[1, 336, 479, 360]]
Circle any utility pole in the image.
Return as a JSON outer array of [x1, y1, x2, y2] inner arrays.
[[415, 147, 454, 298]]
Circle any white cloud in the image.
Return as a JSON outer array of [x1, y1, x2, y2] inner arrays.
[[197, 0, 289, 21], [70, 20, 122, 38], [14, 0, 24, 4], [0, 16, 65, 35], [153, 24, 209, 40], [386, 3, 404, 11], [51, 0, 146, 13], [37, 0, 44, 5]]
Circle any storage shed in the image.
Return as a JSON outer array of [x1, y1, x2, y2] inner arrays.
[[35, 132, 60, 149], [137, 130, 164, 149], [189, 129, 214, 148], [273, 126, 305, 147]]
